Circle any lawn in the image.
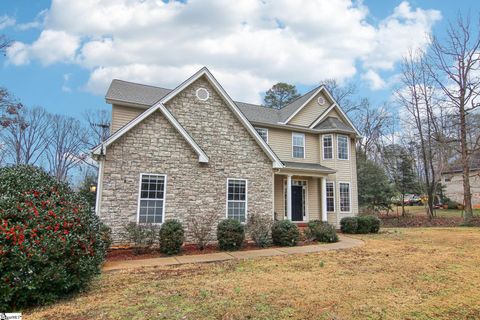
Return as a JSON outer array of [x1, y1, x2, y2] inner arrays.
[[390, 205, 480, 218], [25, 228, 480, 320]]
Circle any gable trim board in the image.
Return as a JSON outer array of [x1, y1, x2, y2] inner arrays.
[[92, 102, 210, 163], [157, 67, 284, 168], [309, 103, 361, 136]]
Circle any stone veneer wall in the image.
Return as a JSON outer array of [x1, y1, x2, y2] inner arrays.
[[100, 76, 274, 244]]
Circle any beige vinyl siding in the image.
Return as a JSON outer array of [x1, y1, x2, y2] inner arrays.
[[274, 175, 285, 220], [268, 127, 319, 163], [325, 108, 341, 119], [111, 104, 146, 133], [289, 92, 332, 126]]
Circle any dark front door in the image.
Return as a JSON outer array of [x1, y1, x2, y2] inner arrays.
[[291, 185, 303, 221]]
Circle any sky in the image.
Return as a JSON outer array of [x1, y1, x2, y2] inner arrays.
[[0, 0, 479, 120]]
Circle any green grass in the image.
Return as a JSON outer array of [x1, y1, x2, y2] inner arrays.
[[391, 205, 480, 218]]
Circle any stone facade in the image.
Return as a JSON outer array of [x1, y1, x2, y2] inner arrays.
[[99, 76, 274, 243]]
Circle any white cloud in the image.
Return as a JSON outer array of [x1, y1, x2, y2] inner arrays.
[[7, 0, 442, 102], [62, 73, 72, 92], [16, 9, 48, 31], [7, 30, 80, 66], [0, 15, 15, 30], [362, 70, 387, 90]]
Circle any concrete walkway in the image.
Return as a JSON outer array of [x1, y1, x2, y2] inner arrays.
[[103, 235, 363, 272]]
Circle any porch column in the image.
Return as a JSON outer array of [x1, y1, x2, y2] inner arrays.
[[287, 174, 292, 220], [321, 177, 327, 222]]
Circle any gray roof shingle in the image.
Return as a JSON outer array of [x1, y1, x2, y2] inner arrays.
[[282, 161, 335, 173], [105, 79, 354, 133]]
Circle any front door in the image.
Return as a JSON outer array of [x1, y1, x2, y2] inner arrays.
[[291, 185, 303, 222]]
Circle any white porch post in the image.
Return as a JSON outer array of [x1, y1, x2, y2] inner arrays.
[[287, 174, 292, 220], [321, 177, 327, 222]]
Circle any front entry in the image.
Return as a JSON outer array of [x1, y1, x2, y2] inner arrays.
[[291, 185, 304, 221]]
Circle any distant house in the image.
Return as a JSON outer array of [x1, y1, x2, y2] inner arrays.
[[91, 67, 361, 243], [441, 168, 480, 208]]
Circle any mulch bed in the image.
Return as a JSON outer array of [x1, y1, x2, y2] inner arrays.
[[106, 241, 315, 262], [379, 214, 480, 228]]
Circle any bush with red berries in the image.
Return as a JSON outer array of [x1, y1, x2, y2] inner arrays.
[[0, 165, 107, 311]]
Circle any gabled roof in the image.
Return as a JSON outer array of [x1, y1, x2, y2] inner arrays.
[[91, 103, 209, 163], [104, 74, 360, 136], [97, 67, 284, 168], [314, 116, 356, 134], [282, 161, 335, 173], [309, 103, 360, 136]]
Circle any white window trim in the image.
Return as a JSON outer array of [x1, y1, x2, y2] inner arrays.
[[338, 181, 352, 213], [326, 181, 335, 213], [292, 132, 306, 159], [255, 127, 269, 143], [322, 134, 334, 160], [136, 173, 167, 225], [225, 178, 248, 222], [337, 134, 350, 160]]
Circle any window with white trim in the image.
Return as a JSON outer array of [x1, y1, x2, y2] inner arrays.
[[337, 135, 349, 160], [323, 135, 333, 160], [227, 179, 247, 222], [138, 174, 166, 223], [326, 182, 335, 212], [339, 182, 351, 212], [292, 132, 305, 158], [255, 127, 268, 143]]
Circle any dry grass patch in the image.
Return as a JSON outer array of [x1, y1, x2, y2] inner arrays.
[[25, 228, 480, 320]]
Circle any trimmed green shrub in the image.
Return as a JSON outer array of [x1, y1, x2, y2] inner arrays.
[[305, 220, 339, 243], [123, 222, 157, 254], [159, 220, 184, 255], [217, 219, 245, 251], [340, 217, 358, 234], [356, 216, 371, 234], [364, 215, 381, 233], [271, 220, 300, 246], [0, 165, 107, 311], [246, 214, 273, 248]]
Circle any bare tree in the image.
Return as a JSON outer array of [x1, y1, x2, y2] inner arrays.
[[321, 79, 368, 115], [83, 108, 111, 148], [1, 107, 50, 165], [0, 87, 23, 130], [0, 35, 11, 55], [187, 210, 218, 250], [46, 114, 89, 182]]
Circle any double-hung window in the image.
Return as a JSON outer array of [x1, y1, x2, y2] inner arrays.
[[255, 127, 269, 143], [292, 132, 305, 158], [323, 135, 333, 160], [138, 174, 166, 224], [339, 182, 351, 212], [326, 182, 335, 212], [227, 179, 247, 222], [337, 135, 349, 160]]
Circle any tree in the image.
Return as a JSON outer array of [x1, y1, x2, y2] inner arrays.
[[45, 114, 89, 182], [83, 108, 111, 148], [0, 87, 23, 131], [1, 106, 50, 165], [321, 79, 368, 115], [263, 83, 300, 109], [357, 154, 395, 213], [77, 171, 98, 211], [0, 34, 11, 55], [427, 14, 480, 223]]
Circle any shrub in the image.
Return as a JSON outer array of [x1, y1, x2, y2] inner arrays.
[[159, 220, 184, 255], [0, 165, 107, 311], [340, 217, 358, 234], [217, 219, 245, 251], [122, 222, 157, 254], [356, 216, 371, 234], [187, 210, 217, 250], [446, 200, 459, 209], [364, 215, 381, 233], [99, 222, 112, 250], [246, 214, 273, 247], [305, 220, 338, 243], [271, 220, 300, 247]]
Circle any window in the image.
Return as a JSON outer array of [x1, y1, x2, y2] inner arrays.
[[337, 135, 349, 160], [138, 174, 166, 224], [255, 127, 268, 143], [323, 135, 333, 160], [227, 179, 247, 222], [292, 132, 305, 158], [326, 182, 335, 212], [339, 182, 351, 212]]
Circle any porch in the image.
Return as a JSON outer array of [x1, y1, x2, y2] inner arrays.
[[274, 162, 337, 225]]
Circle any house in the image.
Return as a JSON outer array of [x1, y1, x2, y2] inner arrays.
[[92, 67, 360, 243], [441, 168, 480, 208]]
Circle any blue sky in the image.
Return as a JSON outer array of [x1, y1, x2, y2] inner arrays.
[[0, 0, 479, 120]]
